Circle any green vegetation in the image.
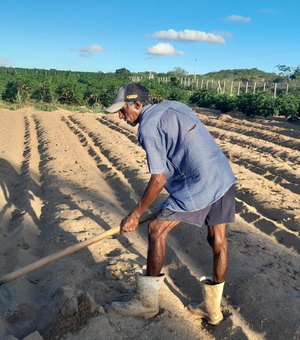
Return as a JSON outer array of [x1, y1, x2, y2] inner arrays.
[[202, 68, 278, 82], [0, 66, 299, 119], [190, 90, 300, 119]]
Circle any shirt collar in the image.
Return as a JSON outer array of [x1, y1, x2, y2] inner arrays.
[[139, 104, 152, 123]]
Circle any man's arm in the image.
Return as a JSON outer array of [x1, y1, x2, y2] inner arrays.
[[120, 173, 166, 234]]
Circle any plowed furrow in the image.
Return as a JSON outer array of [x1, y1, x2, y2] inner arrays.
[[61, 116, 139, 211], [207, 114, 300, 140], [198, 114, 300, 151], [0, 114, 32, 273], [207, 124, 300, 165], [69, 115, 152, 200], [216, 140, 300, 191], [32, 113, 132, 272], [233, 162, 299, 232], [1, 113, 43, 273], [96, 116, 139, 145]]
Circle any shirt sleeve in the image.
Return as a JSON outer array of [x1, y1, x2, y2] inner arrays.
[[139, 129, 166, 174]]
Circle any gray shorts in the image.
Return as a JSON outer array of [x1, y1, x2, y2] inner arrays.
[[157, 185, 235, 227]]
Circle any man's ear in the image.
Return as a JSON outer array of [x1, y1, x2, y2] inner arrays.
[[134, 101, 143, 110]]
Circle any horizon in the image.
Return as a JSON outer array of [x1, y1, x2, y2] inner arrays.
[[0, 64, 280, 76], [0, 0, 299, 75]]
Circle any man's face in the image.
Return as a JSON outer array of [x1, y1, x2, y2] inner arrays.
[[118, 102, 140, 126]]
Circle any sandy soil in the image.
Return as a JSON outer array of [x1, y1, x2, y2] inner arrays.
[[0, 107, 299, 340]]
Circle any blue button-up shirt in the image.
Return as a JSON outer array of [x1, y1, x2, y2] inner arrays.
[[138, 100, 236, 212]]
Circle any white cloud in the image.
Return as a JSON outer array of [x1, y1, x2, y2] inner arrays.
[[71, 44, 104, 57], [0, 58, 10, 67], [146, 43, 184, 56], [226, 15, 252, 22], [150, 29, 225, 44]]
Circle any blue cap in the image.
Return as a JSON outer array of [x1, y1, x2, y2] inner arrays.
[[105, 84, 149, 113]]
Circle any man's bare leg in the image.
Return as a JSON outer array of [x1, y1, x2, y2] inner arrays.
[[146, 219, 179, 276], [207, 223, 228, 283]]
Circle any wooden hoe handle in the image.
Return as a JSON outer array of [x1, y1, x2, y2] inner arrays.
[[0, 211, 157, 286]]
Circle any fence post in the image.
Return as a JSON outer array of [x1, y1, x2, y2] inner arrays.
[[151, 77, 299, 96], [273, 83, 277, 98], [217, 80, 222, 93], [237, 81, 241, 95]]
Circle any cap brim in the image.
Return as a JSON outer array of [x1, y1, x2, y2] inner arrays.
[[105, 101, 125, 113]]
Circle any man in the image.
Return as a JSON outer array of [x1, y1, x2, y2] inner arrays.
[[105, 84, 236, 325]]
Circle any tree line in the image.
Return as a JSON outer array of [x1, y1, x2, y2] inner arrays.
[[0, 66, 299, 119]]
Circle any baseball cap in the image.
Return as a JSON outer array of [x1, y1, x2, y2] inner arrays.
[[105, 84, 149, 113]]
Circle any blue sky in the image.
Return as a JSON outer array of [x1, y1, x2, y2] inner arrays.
[[0, 0, 299, 75]]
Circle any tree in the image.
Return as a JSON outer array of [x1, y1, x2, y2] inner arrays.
[[115, 68, 130, 74], [168, 67, 188, 77], [290, 66, 300, 80], [276, 64, 300, 81]]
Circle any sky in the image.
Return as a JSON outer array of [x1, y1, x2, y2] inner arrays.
[[0, 0, 299, 75]]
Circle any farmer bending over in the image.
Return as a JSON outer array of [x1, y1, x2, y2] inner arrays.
[[105, 84, 236, 325]]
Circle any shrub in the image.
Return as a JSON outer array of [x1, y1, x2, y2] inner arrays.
[[31, 84, 53, 102], [55, 84, 83, 105], [189, 89, 215, 108], [2, 81, 31, 103], [84, 89, 99, 106], [2, 81, 18, 102], [214, 93, 236, 112], [169, 76, 180, 87], [275, 94, 300, 119], [253, 93, 276, 116], [168, 89, 190, 103], [235, 93, 257, 116], [98, 85, 120, 108]]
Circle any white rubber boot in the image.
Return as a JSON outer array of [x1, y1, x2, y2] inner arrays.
[[111, 273, 164, 318], [187, 276, 224, 325]]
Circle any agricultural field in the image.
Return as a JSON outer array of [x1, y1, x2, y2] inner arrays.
[[0, 107, 299, 339]]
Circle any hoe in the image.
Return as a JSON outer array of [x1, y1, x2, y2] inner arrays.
[[0, 211, 157, 286]]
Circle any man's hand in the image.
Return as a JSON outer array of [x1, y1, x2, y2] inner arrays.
[[120, 173, 166, 234], [120, 211, 140, 234]]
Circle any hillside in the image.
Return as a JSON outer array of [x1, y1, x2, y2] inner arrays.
[[202, 68, 279, 82]]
